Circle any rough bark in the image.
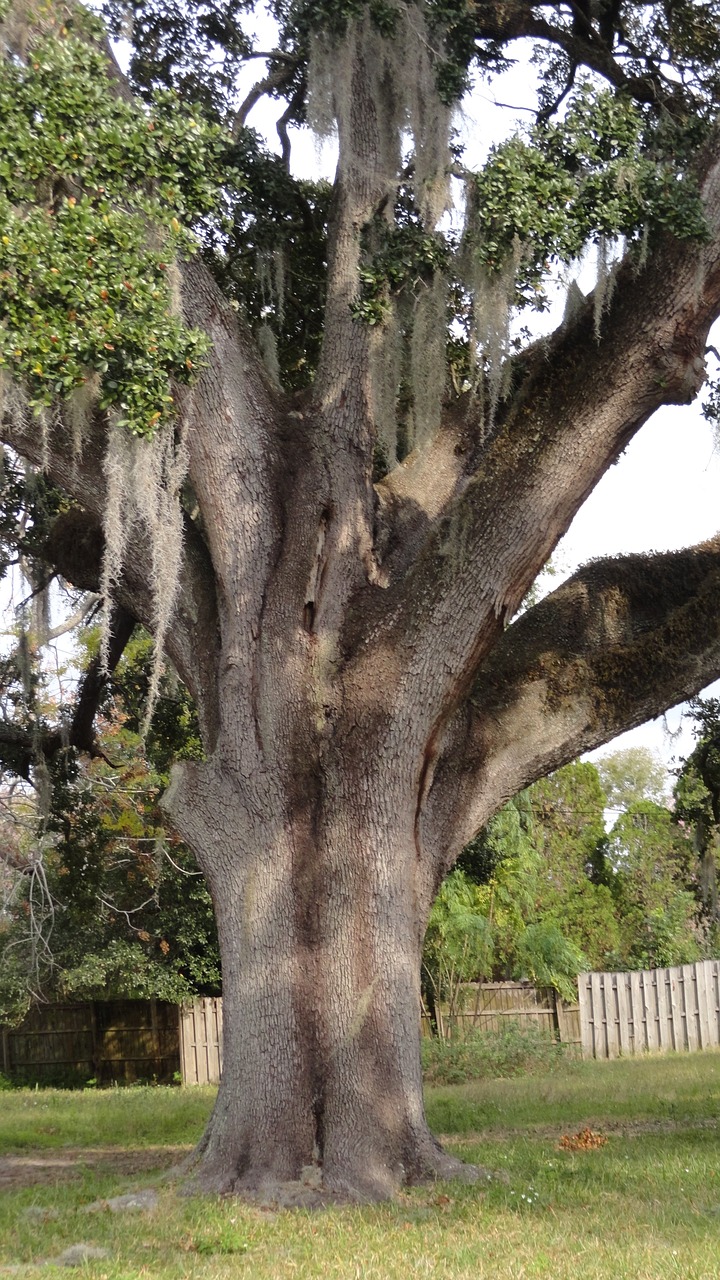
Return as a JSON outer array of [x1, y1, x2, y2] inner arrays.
[[7, 9, 720, 1203]]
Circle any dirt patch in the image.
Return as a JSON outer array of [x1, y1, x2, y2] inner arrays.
[[440, 1117, 720, 1145], [0, 1145, 192, 1192]]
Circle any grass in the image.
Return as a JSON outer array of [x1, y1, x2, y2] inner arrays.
[[1, 1051, 720, 1278]]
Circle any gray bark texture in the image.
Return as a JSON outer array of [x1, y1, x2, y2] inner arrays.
[[6, 26, 720, 1204]]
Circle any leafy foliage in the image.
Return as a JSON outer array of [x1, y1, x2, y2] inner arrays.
[[421, 1019, 566, 1086], [674, 697, 720, 941], [428, 757, 707, 1001], [423, 869, 494, 1020], [0, 19, 221, 432], [466, 86, 707, 307], [597, 746, 668, 811], [204, 136, 331, 391], [512, 924, 586, 1004], [0, 634, 219, 1012], [103, 0, 256, 117], [608, 801, 702, 968], [351, 216, 451, 327]]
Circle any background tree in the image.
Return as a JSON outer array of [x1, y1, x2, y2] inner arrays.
[[525, 763, 618, 969], [3, 0, 720, 1201], [0, 632, 220, 1019], [608, 800, 703, 968], [596, 746, 668, 812], [674, 697, 720, 939]]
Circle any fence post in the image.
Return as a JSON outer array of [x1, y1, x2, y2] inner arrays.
[[89, 1001, 100, 1078]]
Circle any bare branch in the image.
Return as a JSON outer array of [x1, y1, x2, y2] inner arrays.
[[46, 592, 101, 642], [232, 62, 297, 137]]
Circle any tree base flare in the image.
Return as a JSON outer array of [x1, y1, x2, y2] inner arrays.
[[181, 1139, 501, 1207]]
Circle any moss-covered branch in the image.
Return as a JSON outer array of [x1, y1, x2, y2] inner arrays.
[[423, 537, 720, 869]]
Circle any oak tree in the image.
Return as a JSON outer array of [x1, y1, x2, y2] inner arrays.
[[3, 0, 720, 1200]]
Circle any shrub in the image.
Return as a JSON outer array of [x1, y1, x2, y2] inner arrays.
[[421, 1019, 568, 1086]]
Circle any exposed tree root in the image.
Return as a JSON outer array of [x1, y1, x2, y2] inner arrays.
[[179, 1131, 502, 1207]]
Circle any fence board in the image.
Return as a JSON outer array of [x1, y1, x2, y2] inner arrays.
[[606, 974, 621, 1059], [179, 997, 222, 1086], [655, 968, 670, 1052], [685, 966, 694, 1049], [696, 962, 713, 1049], [578, 973, 593, 1058], [615, 972, 630, 1056], [1, 1000, 180, 1084], [577, 959, 720, 1060], [628, 970, 642, 1051], [643, 970, 658, 1052]]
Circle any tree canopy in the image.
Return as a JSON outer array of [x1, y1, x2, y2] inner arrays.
[[596, 746, 668, 811], [2, 0, 720, 1201]]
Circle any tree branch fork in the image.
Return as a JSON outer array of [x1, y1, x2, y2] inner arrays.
[[3, 18, 720, 879]]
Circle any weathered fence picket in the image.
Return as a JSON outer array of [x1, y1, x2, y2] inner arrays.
[[178, 997, 222, 1086], [578, 959, 720, 1059], [0, 999, 180, 1084]]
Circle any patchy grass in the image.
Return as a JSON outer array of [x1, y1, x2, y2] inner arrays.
[[1, 1051, 720, 1278], [0, 1084, 213, 1152]]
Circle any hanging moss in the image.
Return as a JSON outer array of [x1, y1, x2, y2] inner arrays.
[[408, 271, 447, 446], [308, 3, 454, 464], [100, 419, 188, 729]]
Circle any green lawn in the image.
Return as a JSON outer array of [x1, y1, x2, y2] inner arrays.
[[1, 1050, 720, 1278]]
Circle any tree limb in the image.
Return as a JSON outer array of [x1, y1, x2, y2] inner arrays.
[[422, 536, 720, 870], [472, 0, 685, 114], [46, 592, 101, 642], [232, 61, 298, 137], [69, 603, 136, 756], [360, 132, 720, 759]]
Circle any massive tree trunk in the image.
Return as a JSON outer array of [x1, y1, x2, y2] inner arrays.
[[8, 4, 720, 1203], [166, 759, 461, 1200]]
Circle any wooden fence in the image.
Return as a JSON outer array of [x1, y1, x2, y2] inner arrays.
[[178, 997, 222, 1086], [420, 981, 581, 1048], [21, 964, 720, 1084], [578, 959, 720, 1059], [177, 985, 581, 1085], [1, 999, 180, 1085]]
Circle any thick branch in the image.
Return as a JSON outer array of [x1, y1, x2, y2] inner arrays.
[[423, 537, 720, 869], [70, 603, 136, 755], [232, 61, 298, 137], [358, 135, 720, 760], [472, 1, 683, 113]]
